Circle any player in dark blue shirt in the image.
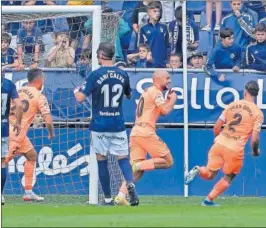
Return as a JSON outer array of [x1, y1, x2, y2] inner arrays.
[[74, 42, 139, 206], [246, 23, 266, 72], [17, 21, 43, 68], [1, 33, 19, 70], [1, 77, 22, 205], [205, 28, 242, 81]]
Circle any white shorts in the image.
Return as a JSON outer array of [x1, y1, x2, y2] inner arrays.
[[90, 131, 129, 156], [1, 137, 8, 158]]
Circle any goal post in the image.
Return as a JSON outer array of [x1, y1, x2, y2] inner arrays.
[[2, 5, 103, 205]]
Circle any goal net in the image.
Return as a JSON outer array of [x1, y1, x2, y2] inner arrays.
[[2, 5, 124, 204]]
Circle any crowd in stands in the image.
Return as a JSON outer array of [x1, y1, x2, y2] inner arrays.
[[2, 0, 266, 76]]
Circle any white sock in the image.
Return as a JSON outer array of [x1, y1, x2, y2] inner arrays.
[[206, 197, 212, 202], [118, 192, 126, 198], [25, 190, 33, 194], [105, 198, 112, 203]]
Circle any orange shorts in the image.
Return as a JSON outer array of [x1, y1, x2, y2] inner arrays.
[[8, 128, 34, 159], [130, 134, 170, 161], [207, 143, 243, 175]]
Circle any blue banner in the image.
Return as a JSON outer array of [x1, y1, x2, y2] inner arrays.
[[6, 70, 266, 124], [4, 128, 266, 196]]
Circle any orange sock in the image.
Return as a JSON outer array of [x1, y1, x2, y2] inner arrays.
[[208, 177, 230, 201], [137, 159, 155, 171], [199, 167, 212, 180], [119, 182, 128, 196], [24, 160, 35, 191]]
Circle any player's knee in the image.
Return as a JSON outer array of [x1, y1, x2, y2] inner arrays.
[[209, 170, 218, 180], [25, 149, 37, 161], [225, 173, 236, 183], [165, 156, 174, 168]]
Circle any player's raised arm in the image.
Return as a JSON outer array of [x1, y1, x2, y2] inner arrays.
[[251, 113, 264, 157], [160, 91, 177, 116], [74, 72, 94, 103]]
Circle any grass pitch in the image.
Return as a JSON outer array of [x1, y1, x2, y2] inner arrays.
[[2, 196, 266, 227]]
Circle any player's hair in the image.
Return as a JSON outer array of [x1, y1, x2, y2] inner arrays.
[[220, 28, 234, 39], [255, 23, 266, 33], [27, 68, 43, 83], [245, 80, 260, 97], [139, 43, 150, 52], [147, 1, 161, 10], [1, 32, 12, 45], [97, 42, 115, 60], [169, 53, 183, 62]]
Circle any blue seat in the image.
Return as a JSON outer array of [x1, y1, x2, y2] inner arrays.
[[187, 1, 206, 14]]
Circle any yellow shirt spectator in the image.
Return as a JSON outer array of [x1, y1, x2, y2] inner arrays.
[[67, 0, 93, 5]]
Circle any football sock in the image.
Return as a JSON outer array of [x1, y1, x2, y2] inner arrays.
[[118, 182, 128, 197], [208, 177, 230, 201], [199, 167, 212, 180], [97, 159, 111, 199], [24, 160, 35, 191], [1, 167, 7, 192], [118, 158, 133, 184]]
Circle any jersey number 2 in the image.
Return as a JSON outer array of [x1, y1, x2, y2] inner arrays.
[[228, 113, 242, 132], [101, 84, 123, 108]]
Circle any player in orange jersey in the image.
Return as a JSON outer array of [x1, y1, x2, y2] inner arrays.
[[7, 68, 55, 202], [185, 80, 264, 206], [115, 70, 177, 205]]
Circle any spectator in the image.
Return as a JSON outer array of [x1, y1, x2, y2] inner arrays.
[[131, 0, 157, 34], [160, 1, 175, 24], [221, 0, 257, 50], [244, 1, 266, 21], [23, 0, 55, 5], [76, 49, 91, 77], [205, 28, 242, 82], [17, 20, 44, 69], [188, 51, 205, 69], [260, 17, 266, 25], [46, 31, 75, 68], [139, 1, 169, 67], [127, 44, 153, 68], [202, 0, 222, 32], [66, 0, 93, 50], [169, 6, 199, 56], [246, 23, 266, 72], [67, 0, 93, 5], [1, 32, 19, 70], [84, 8, 130, 62], [167, 53, 182, 69]]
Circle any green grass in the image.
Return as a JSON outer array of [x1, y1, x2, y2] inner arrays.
[[2, 196, 266, 227]]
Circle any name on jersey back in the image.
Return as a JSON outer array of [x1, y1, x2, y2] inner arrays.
[[96, 71, 125, 85]]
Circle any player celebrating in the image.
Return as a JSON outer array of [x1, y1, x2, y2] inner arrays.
[[74, 42, 139, 206], [115, 70, 177, 205], [1, 76, 22, 205], [6, 68, 55, 202], [185, 80, 264, 206]]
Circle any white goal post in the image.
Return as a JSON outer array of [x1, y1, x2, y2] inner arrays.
[[2, 5, 101, 204]]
